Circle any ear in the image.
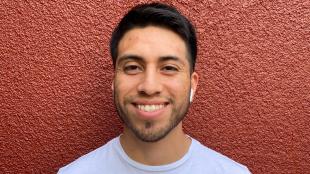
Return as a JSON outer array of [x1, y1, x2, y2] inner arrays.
[[111, 80, 114, 91], [190, 72, 199, 101]]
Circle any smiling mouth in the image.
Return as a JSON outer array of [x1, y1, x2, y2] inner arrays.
[[133, 103, 169, 112]]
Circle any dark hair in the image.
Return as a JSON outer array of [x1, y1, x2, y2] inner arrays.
[[110, 2, 197, 72]]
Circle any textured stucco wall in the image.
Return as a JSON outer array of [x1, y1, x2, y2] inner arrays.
[[1, 0, 309, 174]]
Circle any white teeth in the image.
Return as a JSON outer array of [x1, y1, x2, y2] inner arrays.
[[137, 104, 165, 112]]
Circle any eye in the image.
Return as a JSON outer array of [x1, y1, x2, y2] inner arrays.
[[162, 65, 178, 72], [123, 64, 142, 74]]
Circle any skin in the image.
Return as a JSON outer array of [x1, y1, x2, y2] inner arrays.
[[112, 26, 198, 165]]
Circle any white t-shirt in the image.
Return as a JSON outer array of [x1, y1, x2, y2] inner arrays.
[[58, 136, 251, 174]]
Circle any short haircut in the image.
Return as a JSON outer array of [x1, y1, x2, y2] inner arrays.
[[110, 2, 197, 72]]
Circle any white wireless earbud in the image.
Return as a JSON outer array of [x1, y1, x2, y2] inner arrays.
[[190, 89, 194, 102]]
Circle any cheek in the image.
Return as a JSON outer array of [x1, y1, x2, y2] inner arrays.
[[114, 76, 139, 97], [164, 77, 190, 96]]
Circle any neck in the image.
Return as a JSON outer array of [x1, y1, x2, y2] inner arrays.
[[120, 123, 191, 166]]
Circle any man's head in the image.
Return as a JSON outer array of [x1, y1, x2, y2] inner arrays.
[[110, 2, 197, 73], [110, 3, 198, 142]]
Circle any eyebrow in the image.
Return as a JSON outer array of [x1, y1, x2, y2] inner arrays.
[[117, 55, 144, 65], [159, 56, 183, 64], [117, 54, 185, 65]]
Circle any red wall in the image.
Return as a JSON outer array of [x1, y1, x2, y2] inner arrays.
[[1, 1, 309, 173]]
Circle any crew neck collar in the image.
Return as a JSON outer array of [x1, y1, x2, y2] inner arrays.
[[114, 135, 196, 172]]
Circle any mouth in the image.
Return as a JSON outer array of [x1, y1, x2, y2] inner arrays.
[[131, 99, 170, 119], [133, 103, 169, 112], [135, 103, 168, 112]]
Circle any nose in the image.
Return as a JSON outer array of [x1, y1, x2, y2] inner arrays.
[[137, 68, 162, 96]]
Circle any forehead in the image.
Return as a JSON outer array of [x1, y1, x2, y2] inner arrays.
[[117, 26, 189, 65]]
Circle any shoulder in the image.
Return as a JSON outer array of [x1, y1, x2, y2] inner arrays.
[[190, 138, 251, 174], [57, 137, 117, 174]]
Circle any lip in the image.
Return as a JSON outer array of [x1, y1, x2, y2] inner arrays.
[[132, 100, 169, 105], [132, 101, 169, 120]]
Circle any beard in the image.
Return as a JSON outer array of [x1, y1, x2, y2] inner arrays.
[[113, 89, 191, 142]]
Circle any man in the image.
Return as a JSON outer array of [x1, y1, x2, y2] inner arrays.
[[58, 3, 251, 174]]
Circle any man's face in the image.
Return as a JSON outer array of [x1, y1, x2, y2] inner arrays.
[[113, 26, 198, 142]]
